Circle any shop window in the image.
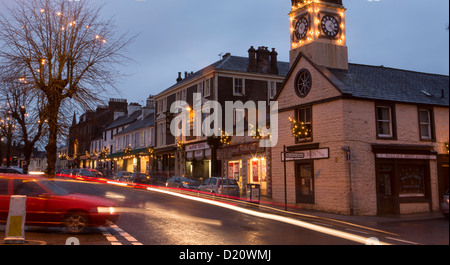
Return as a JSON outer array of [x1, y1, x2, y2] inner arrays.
[[399, 164, 426, 198]]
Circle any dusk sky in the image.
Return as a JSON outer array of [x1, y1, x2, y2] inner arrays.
[[1, 0, 449, 105]]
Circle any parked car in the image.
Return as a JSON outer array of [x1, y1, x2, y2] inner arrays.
[[130, 173, 151, 184], [113, 171, 132, 182], [197, 177, 240, 197], [166, 176, 200, 190], [0, 167, 24, 174], [76, 169, 103, 178], [0, 174, 119, 233], [442, 189, 449, 219]]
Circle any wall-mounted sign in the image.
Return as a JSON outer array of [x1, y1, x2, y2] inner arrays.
[[281, 148, 329, 162]]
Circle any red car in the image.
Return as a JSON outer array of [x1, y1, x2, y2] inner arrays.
[[0, 174, 119, 233]]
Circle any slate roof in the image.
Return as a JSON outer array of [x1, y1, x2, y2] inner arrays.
[[159, 55, 290, 95], [104, 110, 142, 130], [115, 112, 155, 136], [327, 64, 449, 106], [278, 53, 449, 107]]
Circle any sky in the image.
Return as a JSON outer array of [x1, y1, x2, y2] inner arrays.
[[1, 0, 449, 105]]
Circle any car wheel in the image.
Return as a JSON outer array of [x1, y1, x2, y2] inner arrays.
[[64, 212, 88, 234]]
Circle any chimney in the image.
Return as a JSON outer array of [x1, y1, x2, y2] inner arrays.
[[142, 95, 155, 117], [270, 48, 279, 75], [256, 46, 270, 74], [176, 72, 183, 83], [222, 52, 231, 59], [128, 102, 142, 116], [247, 46, 256, 72]]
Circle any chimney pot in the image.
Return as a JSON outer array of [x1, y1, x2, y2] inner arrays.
[[247, 46, 256, 72], [176, 72, 182, 83], [270, 48, 279, 75]]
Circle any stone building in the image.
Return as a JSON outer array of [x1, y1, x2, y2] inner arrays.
[[154, 49, 289, 195], [271, 0, 449, 215]]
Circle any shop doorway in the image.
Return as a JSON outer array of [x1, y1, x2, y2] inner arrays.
[[295, 161, 314, 204], [376, 164, 398, 215]]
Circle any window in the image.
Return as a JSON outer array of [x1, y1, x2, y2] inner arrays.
[[197, 82, 203, 98], [13, 180, 46, 197], [418, 108, 433, 140], [233, 109, 245, 126], [269, 81, 277, 99], [157, 100, 162, 114], [233, 78, 244, 96], [204, 78, 211, 97], [296, 106, 312, 142], [376, 104, 396, 139], [158, 123, 165, 146]]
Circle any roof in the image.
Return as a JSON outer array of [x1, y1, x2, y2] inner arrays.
[[278, 52, 449, 107], [104, 110, 142, 130], [328, 64, 449, 106], [115, 112, 155, 136], [158, 55, 290, 96]]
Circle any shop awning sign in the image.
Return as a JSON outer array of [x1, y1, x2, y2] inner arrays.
[[281, 148, 329, 162]]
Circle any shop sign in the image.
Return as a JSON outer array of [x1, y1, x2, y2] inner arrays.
[[281, 148, 329, 162], [194, 150, 204, 160], [185, 142, 209, 152], [376, 154, 437, 160], [224, 143, 259, 156]]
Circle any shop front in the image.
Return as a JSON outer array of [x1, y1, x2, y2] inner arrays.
[[372, 144, 437, 215], [220, 142, 270, 196], [185, 142, 211, 182]]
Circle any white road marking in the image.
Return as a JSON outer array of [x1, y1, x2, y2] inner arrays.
[[107, 223, 143, 245]]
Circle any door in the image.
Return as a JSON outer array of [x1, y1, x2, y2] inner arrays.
[[376, 165, 398, 215], [0, 178, 10, 223], [295, 162, 314, 204], [13, 179, 49, 224]]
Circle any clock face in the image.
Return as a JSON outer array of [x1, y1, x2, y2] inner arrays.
[[295, 69, 312, 98], [294, 17, 309, 40], [321, 14, 340, 37]]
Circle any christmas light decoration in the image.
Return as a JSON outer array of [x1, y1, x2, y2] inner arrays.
[[288, 117, 311, 139]]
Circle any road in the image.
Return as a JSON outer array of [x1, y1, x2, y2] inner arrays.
[[1, 178, 448, 247]]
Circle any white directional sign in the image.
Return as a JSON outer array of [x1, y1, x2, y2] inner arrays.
[[281, 148, 329, 162]]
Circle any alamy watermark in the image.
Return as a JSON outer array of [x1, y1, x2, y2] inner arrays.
[[169, 93, 279, 148]]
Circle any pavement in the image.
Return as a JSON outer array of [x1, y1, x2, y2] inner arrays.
[[256, 195, 446, 225]]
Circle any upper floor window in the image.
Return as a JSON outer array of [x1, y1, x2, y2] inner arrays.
[[269, 81, 277, 99], [295, 106, 312, 143], [418, 108, 434, 141], [204, 78, 212, 97], [376, 104, 396, 139], [233, 78, 244, 96]]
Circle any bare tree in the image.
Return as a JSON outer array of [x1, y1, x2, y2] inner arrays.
[[0, 0, 134, 176], [0, 103, 16, 168], [0, 77, 47, 174]]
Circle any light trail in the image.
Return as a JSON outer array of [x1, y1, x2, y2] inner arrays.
[[145, 187, 390, 245]]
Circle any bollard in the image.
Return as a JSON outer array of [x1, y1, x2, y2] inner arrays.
[[4, 195, 27, 244]]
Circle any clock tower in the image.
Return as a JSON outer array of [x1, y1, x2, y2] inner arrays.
[[289, 0, 348, 70]]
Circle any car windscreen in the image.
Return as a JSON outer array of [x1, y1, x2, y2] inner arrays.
[[39, 180, 69, 196], [219, 179, 238, 185], [180, 177, 195, 183]]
